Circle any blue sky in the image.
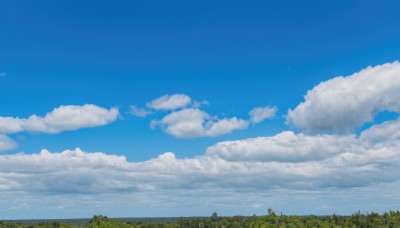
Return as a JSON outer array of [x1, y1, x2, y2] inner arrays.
[[1, 0, 400, 219]]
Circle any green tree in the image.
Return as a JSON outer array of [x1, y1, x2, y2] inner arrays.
[[211, 212, 219, 222]]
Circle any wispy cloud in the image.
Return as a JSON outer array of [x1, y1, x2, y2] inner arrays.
[[249, 106, 277, 124], [129, 105, 152, 117], [147, 94, 192, 111], [0, 72, 7, 77], [0, 134, 17, 152]]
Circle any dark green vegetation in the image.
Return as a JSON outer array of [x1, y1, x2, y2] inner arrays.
[[3, 210, 400, 227]]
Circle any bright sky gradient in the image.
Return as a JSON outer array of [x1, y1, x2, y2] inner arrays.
[[1, 0, 400, 219]]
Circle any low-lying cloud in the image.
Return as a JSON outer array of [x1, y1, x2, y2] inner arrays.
[[207, 131, 356, 162], [1, 116, 400, 194]]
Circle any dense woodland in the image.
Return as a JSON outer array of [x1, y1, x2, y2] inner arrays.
[[3, 210, 400, 228]]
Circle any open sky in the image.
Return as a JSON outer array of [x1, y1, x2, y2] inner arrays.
[[1, 0, 400, 219]]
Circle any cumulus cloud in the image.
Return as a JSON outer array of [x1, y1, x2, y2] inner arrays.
[[2, 118, 400, 195], [207, 131, 356, 162], [0, 104, 119, 134], [0, 134, 17, 152], [129, 105, 152, 117], [137, 94, 274, 137], [207, 117, 400, 187], [287, 61, 400, 133], [147, 94, 192, 111], [249, 106, 277, 124], [360, 118, 400, 143], [3, 62, 400, 217], [151, 108, 249, 138], [206, 117, 249, 137]]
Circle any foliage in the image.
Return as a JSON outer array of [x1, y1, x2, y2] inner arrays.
[[3, 210, 400, 227]]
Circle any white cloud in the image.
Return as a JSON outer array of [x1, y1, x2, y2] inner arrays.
[[0, 72, 6, 77], [142, 95, 273, 138], [206, 117, 249, 137], [1, 119, 400, 194], [249, 106, 277, 124], [0, 117, 24, 133], [207, 131, 356, 162], [359, 118, 400, 143], [0, 104, 119, 134], [192, 100, 209, 108], [206, 117, 400, 187], [147, 94, 192, 110], [287, 61, 400, 133], [151, 108, 249, 138], [129, 105, 152, 117], [1, 117, 400, 219], [0, 134, 17, 152], [152, 108, 209, 138], [3, 62, 400, 217]]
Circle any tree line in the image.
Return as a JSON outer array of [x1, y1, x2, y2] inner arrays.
[[2, 210, 400, 227]]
